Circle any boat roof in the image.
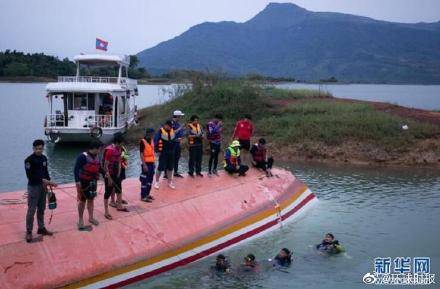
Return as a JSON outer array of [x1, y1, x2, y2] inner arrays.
[[73, 54, 130, 66]]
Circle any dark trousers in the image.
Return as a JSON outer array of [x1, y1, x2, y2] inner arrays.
[[254, 157, 274, 171], [140, 163, 155, 199], [208, 142, 221, 173], [225, 164, 249, 176], [26, 184, 46, 233], [173, 144, 181, 174], [188, 145, 203, 175]]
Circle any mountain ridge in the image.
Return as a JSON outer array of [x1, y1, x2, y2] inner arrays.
[[137, 2, 440, 83]]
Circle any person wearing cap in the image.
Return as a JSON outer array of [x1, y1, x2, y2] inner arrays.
[[224, 140, 249, 176], [171, 110, 185, 178], [187, 115, 204, 177], [250, 138, 274, 177], [153, 120, 176, 189], [139, 128, 156, 202]]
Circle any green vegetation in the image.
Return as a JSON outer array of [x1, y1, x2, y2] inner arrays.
[[130, 80, 439, 157], [0, 50, 75, 78], [0, 51, 149, 80]]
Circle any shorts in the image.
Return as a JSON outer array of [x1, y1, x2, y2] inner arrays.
[[158, 152, 174, 171], [239, 139, 251, 151], [104, 176, 122, 199], [78, 180, 97, 201]]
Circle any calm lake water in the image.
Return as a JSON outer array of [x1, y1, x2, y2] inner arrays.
[[0, 83, 439, 288], [275, 83, 440, 110]]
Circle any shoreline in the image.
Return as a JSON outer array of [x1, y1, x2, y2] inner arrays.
[[127, 82, 439, 168]]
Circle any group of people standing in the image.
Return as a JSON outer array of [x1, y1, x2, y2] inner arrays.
[[139, 110, 275, 202], [23, 110, 275, 242]]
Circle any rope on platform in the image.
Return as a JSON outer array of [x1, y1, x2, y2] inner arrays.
[[259, 185, 283, 228], [0, 192, 28, 205]]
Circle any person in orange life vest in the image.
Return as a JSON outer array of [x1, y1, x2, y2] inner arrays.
[[103, 133, 128, 220], [250, 138, 274, 177], [74, 140, 101, 230], [187, 115, 205, 177], [139, 128, 156, 202], [224, 140, 249, 176], [153, 120, 176, 189]]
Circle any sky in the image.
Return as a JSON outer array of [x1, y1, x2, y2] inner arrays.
[[0, 0, 439, 59]]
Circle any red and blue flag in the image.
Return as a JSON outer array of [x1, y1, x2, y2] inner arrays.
[[96, 38, 108, 51]]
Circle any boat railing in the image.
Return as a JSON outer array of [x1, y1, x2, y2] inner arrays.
[[58, 76, 119, 84], [46, 114, 114, 128]]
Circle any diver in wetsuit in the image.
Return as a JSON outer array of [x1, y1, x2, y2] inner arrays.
[[239, 254, 260, 272], [211, 254, 231, 273], [316, 233, 344, 254], [273, 248, 292, 267]]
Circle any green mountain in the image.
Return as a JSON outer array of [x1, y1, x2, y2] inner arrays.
[[137, 2, 440, 83]]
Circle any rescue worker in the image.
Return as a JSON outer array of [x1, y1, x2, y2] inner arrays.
[[139, 128, 156, 202], [224, 140, 249, 176], [232, 114, 254, 163], [74, 140, 101, 230], [171, 110, 185, 178], [212, 254, 231, 273], [110, 144, 129, 207], [316, 233, 345, 254], [24, 139, 57, 243], [154, 120, 176, 189], [206, 114, 223, 176], [273, 248, 292, 267], [240, 254, 260, 272], [103, 133, 127, 220], [187, 115, 204, 177], [250, 138, 274, 177]]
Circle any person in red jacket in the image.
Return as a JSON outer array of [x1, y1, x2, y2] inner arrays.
[[232, 114, 254, 163]]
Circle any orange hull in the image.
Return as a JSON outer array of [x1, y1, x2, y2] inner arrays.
[[0, 168, 316, 288]]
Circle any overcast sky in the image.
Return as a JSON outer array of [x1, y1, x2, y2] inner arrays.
[[1, 0, 439, 58]]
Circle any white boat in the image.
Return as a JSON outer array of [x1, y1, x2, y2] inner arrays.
[[44, 54, 138, 143]]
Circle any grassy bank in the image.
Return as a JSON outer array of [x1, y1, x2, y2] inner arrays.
[[128, 80, 440, 166]]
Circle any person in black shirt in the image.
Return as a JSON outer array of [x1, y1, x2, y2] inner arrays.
[[24, 139, 57, 243]]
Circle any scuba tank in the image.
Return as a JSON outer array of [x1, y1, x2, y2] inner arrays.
[[47, 187, 57, 210]]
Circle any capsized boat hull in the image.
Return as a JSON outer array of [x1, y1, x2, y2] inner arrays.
[[0, 167, 317, 289]]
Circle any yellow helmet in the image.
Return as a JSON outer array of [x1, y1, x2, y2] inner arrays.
[[231, 140, 240, 147]]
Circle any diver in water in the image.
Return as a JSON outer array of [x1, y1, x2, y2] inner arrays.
[[273, 248, 292, 267], [239, 254, 260, 272], [212, 254, 231, 273], [316, 233, 344, 254]]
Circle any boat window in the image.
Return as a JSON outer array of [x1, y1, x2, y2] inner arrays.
[[67, 93, 73, 110], [98, 93, 113, 115], [88, 93, 95, 110], [121, 96, 126, 114]]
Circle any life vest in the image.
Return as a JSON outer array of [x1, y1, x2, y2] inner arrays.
[[121, 146, 129, 169], [79, 152, 100, 181], [141, 138, 155, 163], [157, 127, 175, 153], [252, 144, 267, 162], [224, 146, 240, 167], [188, 123, 202, 145], [104, 144, 121, 174], [206, 121, 221, 142]]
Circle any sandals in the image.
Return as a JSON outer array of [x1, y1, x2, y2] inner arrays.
[[78, 222, 92, 231], [117, 207, 129, 212], [109, 202, 117, 208], [89, 218, 99, 226], [104, 214, 113, 220]]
